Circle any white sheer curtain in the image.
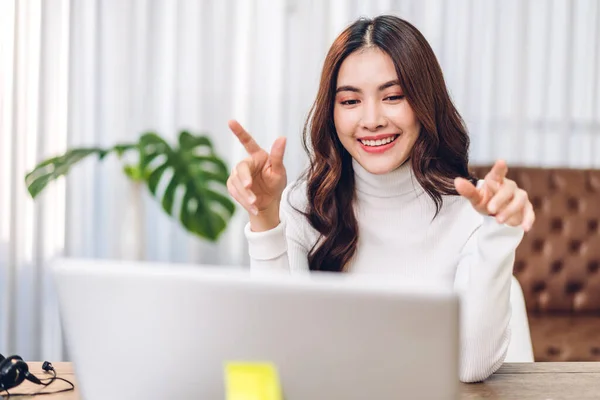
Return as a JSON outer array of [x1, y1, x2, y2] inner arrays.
[[1, 0, 599, 360]]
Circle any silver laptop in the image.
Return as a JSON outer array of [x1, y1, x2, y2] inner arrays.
[[52, 258, 460, 400]]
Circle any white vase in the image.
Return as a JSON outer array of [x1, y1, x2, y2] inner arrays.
[[120, 180, 145, 260]]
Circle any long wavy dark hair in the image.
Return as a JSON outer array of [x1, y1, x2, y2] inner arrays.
[[299, 15, 475, 272]]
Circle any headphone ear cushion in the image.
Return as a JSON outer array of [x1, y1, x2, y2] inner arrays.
[[0, 356, 28, 390]]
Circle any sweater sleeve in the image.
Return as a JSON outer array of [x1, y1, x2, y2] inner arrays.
[[454, 216, 524, 383], [244, 185, 311, 274]]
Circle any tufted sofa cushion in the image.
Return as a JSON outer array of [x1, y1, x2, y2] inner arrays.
[[470, 165, 600, 361]]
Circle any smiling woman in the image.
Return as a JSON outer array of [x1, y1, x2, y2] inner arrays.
[[227, 15, 536, 383], [299, 17, 475, 273], [333, 48, 422, 173]]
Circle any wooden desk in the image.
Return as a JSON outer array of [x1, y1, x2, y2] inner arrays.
[[1, 363, 79, 399], [5, 362, 600, 399], [462, 362, 600, 399]]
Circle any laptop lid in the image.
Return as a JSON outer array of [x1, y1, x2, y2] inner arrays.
[[52, 258, 459, 400]]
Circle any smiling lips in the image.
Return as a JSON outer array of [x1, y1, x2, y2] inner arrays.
[[357, 134, 400, 153]]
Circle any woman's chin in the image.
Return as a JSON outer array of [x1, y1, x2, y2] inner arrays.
[[365, 165, 397, 175], [353, 141, 410, 175], [357, 157, 407, 175]]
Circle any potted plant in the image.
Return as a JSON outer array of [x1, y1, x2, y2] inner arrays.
[[25, 131, 235, 244]]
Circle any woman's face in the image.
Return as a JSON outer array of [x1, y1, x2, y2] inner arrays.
[[333, 47, 421, 175]]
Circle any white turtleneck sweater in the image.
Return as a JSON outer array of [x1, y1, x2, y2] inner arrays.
[[244, 159, 524, 383]]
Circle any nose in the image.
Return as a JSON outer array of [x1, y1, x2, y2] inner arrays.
[[360, 99, 387, 131]]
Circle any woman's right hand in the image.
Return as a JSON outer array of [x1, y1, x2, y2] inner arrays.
[[227, 120, 287, 231]]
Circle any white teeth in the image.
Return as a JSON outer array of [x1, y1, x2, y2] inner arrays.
[[359, 135, 397, 147]]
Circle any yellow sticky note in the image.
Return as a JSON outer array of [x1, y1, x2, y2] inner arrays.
[[224, 362, 283, 400]]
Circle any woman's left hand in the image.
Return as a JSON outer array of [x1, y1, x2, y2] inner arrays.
[[454, 160, 535, 232]]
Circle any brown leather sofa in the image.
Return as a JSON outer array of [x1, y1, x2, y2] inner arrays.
[[470, 165, 600, 361]]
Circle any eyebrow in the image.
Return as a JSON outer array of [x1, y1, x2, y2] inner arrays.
[[335, 79, 401, 94]]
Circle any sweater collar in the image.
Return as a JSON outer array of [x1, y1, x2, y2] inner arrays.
[[353, 158, 420, 197]]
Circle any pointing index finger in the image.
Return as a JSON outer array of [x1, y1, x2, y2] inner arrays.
[[228, 120, 262, 155], [487, 159, 508, 184], [454, 177, 482, 207]]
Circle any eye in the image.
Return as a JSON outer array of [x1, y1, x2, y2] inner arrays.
[[384, 95, 405, 101], [340, 99, 360, 105]]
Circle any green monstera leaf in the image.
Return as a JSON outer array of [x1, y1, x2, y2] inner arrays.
[[24, 131, 235, 241], [139, 131, 235, 240], [24, 145, 137, 197]]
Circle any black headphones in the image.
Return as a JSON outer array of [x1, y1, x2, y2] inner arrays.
[[0, 353, 74, 397]]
